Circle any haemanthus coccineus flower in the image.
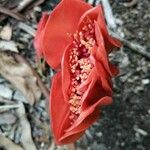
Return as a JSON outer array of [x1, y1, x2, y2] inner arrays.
[[34, 0, 121, 145]]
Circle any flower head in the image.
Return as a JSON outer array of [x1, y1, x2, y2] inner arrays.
[[34, 0, 121, 145]]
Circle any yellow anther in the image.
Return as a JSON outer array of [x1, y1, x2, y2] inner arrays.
[[70, 106, 78, 113], [80, 39, 87, 45], [68, 18, 95, 123]]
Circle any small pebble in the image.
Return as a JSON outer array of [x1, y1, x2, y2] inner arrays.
[[142, 79, 149, 85]]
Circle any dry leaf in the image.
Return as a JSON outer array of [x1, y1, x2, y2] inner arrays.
[[0, 25, 12, 40], [17, 102, 37, 150], [0, 135, 23, 150], [0, 52, 41, 105]]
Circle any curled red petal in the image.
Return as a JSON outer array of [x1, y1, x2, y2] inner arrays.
[[94, 21, 119, 77], [50, 72, 70, 144], [62, 44, 73, 102], [51, 71, 98, 144], [77, 68, 95, 93], [81, 78, 112, 111], [34, 12, 49, 58], [97, 5, 122, 52], [60, 108, 100, 142], [94, 60, 112, 95], [59, 131, 84, 145], [65, 96, 112, 133], [78, 5, 100, 29], [42, 0, 92, 70], [78, 5, 121, 53], [94, 22, 112, 75]]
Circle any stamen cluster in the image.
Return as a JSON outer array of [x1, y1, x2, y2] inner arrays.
[[69, 19, 96, 123]]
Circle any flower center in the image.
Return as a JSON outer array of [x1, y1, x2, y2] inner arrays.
[[68, 19, 96, 124]]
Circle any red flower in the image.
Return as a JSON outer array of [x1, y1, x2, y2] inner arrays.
[[34, 0, 121, 145]]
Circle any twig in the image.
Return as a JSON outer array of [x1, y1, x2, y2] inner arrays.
[[111, 32, 150, 60], [16, 0, 33, 12], [134, 127, 148, 136], [102, 0, 149, 59], [0, 104, 20, 109], [18, 22, 36, 37], [101, 0, 117, 30], [14, 54, 49, 101], [0, 0, 45, 21], [122, 39, 150, 59], [0, 6, 25, 21], [123, 0, 138, 7], [27, 0, 46, 10], [0, 104, 20, 113], [0, 96, 15, 104]]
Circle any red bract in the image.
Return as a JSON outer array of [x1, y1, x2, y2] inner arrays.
[[34, 0, 121, 145]]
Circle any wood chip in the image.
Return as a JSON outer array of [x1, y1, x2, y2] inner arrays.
[[17, 102, 37, 150], [18, 22, 36, 37], [0, 25, 12, 40], [0, 112, 17, 125], [0, 40, 18, 52], [0, 84, 13, 99]]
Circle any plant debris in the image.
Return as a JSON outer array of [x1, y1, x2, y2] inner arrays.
[[0, 52, 41, 105], [0, 25, 12, 40], [17, 102, 37, 150], [0, 135, 23, 150], [0, 112, 17, 125], [0, 40, 18, 52]]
